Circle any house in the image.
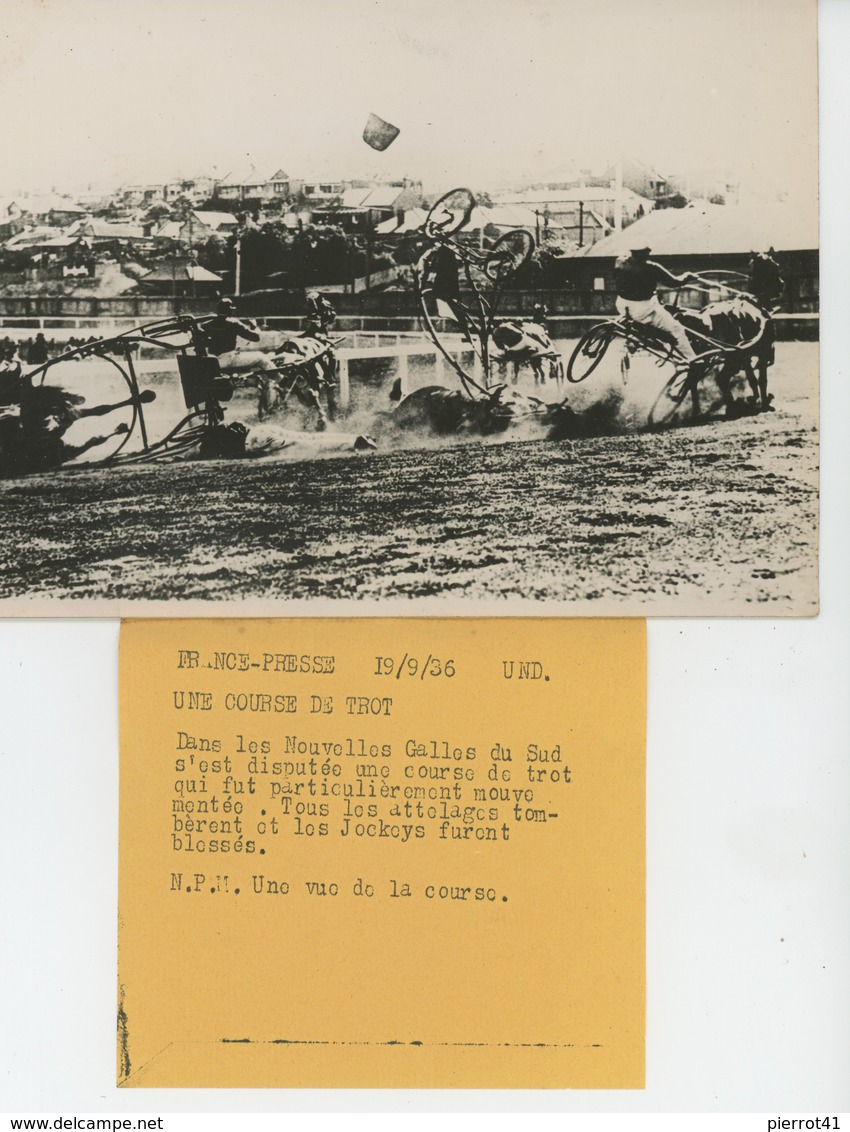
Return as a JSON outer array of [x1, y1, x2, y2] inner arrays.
[[617, 158, 669, 200], [136, 258, 223, 296], [4, 225, 78, 253], [162, 181, 185, 203], [58, 217, 156, 258], [67, 217, 147, 242], [311, 181, 424, 230], [152, 211, 238, 244], [267, 169, 295, 197], [162, 174, 220, 203], [215, 165, 300, 203], [17, 194, 88, 227], [301, 179, 347, 204], [0, 199, 24, 240], [494, 186, 648, 246], [191, 211, 238, 235]]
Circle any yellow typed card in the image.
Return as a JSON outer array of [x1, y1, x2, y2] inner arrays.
[[118, 618, 645, 1089]]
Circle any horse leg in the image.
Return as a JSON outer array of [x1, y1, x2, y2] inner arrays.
[[323, 356, 338, 422], [716, 361, 739, 417], [61, 424, 129, 461], [73, 390, 156, 419], [757, 358, 773, 411], [689, 369, 701, 417], [325, 382, 338, 423], [743, 360, 760, 406], [257, 376, 276, 419], [305, 368, 328, 431]]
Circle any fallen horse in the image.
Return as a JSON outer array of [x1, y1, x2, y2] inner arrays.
[[380, 377, 584, 441], [0, 315, 374, 476], [0, 384, 156, 475]]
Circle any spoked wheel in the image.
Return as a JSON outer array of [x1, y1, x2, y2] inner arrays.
[[647, 366, 696, 428], [647, 353, 728, 428], [566, 323, 615, 383], [484, 229, 535, 282], [424, 188, 475, 238], [36, 351, 146, 466], [690, 352, 736, 419]]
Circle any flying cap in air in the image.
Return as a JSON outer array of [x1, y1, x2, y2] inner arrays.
[[363, 112, 401, 151]]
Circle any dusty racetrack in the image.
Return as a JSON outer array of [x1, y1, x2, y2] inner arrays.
[[0, 339, 818, 614]]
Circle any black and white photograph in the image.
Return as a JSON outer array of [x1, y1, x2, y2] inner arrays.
[[0, 0, 818, 614]]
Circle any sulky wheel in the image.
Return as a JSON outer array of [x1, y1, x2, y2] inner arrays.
[[647, 364, 704, 428], [484, 229, 535, 282], [566, 323, 615, 383], [424, 188, 475, 238]]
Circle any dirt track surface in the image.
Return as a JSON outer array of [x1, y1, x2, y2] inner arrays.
[[0, 342, 818, 614]]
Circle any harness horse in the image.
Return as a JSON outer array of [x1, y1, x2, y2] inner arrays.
[[255, 335, 342, 430], [567, 273, 776, 424]]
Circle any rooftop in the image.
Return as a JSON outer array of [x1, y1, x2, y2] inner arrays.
[[497, 186, 651, 206], [577, 200, 818, 257]]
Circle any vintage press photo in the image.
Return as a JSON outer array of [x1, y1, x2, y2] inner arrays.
[[0, 0, 818, 615]]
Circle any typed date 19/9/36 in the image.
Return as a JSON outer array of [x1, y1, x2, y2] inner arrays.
[[374, 655, 456, 679]]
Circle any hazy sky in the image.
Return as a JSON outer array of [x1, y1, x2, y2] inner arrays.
[[0, 0, 818, 202]]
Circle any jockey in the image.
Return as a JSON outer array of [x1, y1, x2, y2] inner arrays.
[[304, 291, 336, 337], [614, 246, 698, 361], [532, 301, 549, 333], [201, 297, 260, 355], [200, 298, 275, 375]]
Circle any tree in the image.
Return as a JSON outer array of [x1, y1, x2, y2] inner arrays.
[[655, 193, 689, 210], [144, 202, 171, 224], [288, 188, 309, 214], [200, 234, 228, 272]]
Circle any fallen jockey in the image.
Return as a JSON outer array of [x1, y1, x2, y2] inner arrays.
[[198, 419, 376, 460]]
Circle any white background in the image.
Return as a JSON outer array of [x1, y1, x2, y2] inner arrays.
[[1, 0, 848, 1115]]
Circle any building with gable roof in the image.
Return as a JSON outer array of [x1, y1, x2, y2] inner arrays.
[[568, 199, 818, 313], [215, 165, 301, 203]]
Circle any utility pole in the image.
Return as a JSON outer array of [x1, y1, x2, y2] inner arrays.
[[614, 156, 624, 233], [188, 208, 195, 299], [234, 233, 242, 297]]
